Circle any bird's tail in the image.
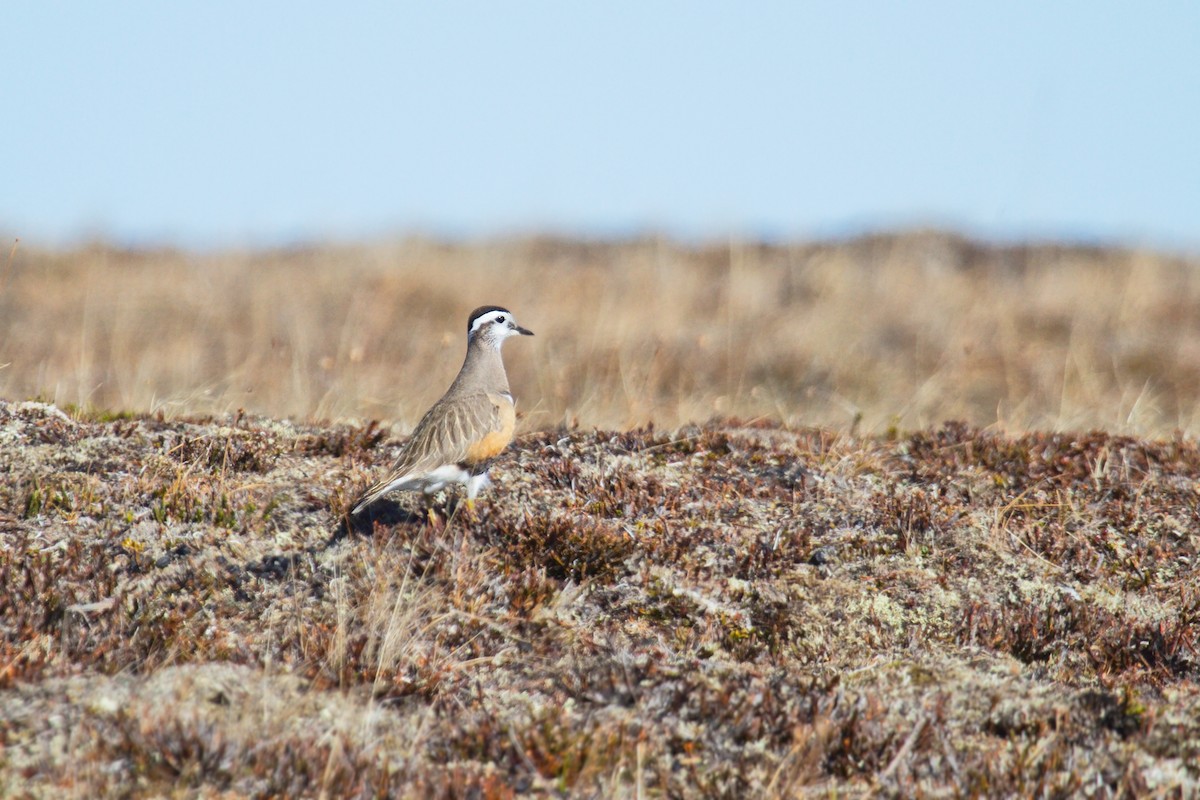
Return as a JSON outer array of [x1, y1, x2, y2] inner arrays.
[[350, 481, 388, 515]]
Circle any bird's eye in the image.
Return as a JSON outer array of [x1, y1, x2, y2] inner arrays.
[[497, 315, 506, 323]]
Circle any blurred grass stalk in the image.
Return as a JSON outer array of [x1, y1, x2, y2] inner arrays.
[[1, 231, 1198, 435]]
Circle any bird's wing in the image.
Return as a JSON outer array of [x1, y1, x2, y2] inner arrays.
[[398, 392, 508, 472], [415, 393, 508, 470], [353, 393, 510, 513]]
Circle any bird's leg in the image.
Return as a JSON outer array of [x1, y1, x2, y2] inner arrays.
[[421, 490, 447, 530], [462, 470, 490, 518], [447, 491, 476, 520]]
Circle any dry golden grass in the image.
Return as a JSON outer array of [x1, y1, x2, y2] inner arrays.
[[4, 231, 1199, 434]]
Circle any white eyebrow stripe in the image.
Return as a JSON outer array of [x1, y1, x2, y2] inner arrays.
[[470, 310, 507, 333]]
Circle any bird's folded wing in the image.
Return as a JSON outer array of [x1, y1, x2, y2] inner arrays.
[[386, 393, 505, 479]]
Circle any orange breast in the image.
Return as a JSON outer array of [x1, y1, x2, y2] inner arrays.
[[464, 395, 516, 464]]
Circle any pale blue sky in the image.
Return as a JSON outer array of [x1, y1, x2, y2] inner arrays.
[[3, 3, 1198, 249]]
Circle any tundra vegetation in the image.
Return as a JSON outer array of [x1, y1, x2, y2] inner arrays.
[[0, 233, 1197, 796]]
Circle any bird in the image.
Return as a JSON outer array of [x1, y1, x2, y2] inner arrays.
[[351, 305, 533, 515]]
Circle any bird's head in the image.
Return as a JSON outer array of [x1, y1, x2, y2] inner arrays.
[[467, 306, 534, 348]]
